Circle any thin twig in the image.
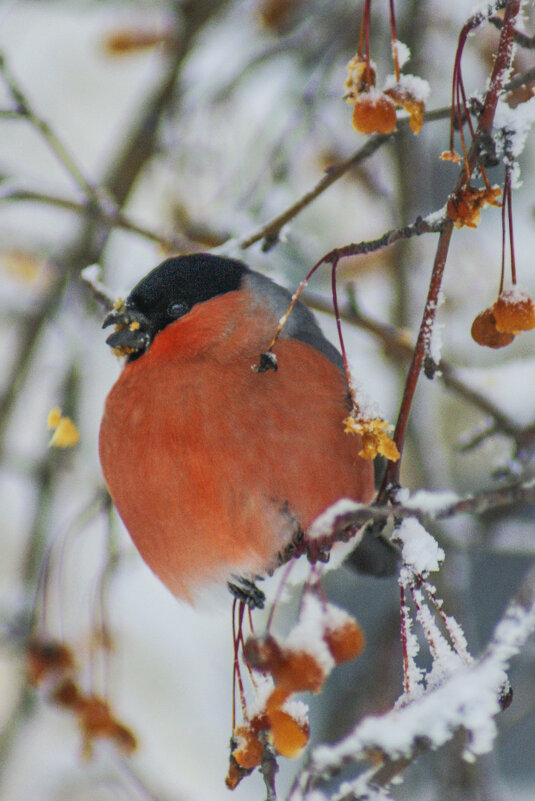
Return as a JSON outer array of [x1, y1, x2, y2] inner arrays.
[[0, 185, 199, 254], [504, 65, 535, 93], [289, 557, 535, 801], [0, 53, 98, 200], [277, 478, 535, 571], [303, 286, 527, 441], [489, 15, 535, 50], [321, 213, 446, 263], [375, 477, 535, 530], [380, 0, 522, 495], [80, 264, 117, 311], [238, 106, 453, 251]]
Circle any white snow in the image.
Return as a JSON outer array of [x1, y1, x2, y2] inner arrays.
[[285, 594, 335, 677], [306, 499, 366, 541], [281, 697, 309, 728], [493, 96, 535, 187], [396, 518, 445, 577], [497, 285, 534, 303], [383, 72, 431, 102], [404, 490, 459, 515], [392, 40, 411, 70], [312, 599, 535, 774]]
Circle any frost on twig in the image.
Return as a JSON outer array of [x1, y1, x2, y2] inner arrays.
[[394, 516, 471, 702], [282, 478, 535, 800], [292, 564, 535, 801]]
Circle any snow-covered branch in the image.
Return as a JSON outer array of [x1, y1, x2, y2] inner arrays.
[[290, 561, 535, 801]]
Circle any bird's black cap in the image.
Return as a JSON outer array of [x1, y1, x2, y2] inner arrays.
[[103, 254, 249, 359], [129, 254, 248, 318]]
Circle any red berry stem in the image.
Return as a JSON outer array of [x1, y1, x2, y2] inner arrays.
[[380, 0, 522, 498], [389, 0, 400, 82], [507, 168, 517, 285], [399, 583, 411, 695]]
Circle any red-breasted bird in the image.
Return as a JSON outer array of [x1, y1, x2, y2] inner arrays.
[[99, 254, 389, 605]]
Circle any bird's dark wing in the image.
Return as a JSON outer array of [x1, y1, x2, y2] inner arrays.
[[245, 271, 345, 371]]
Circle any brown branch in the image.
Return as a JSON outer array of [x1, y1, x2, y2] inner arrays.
[[489, 15, 535, 50], [303, 286, 528, 442], [381, 0, 523, 496], [80, 265, 116, 311], [0, 185, 199, 254], [322, 213, 446, 263], [505, 65, 535, 93], [279, 478, 535, 570], [238, 106, 453, 251], [0, 53, 98, 200], [376, 478, 530, 530]]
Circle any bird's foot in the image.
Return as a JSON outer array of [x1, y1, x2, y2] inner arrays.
[[228, 577, 265, 609]]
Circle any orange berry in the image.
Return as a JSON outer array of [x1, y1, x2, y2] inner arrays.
[[384, 86, 425, 134], [245, 635, 326, 693], [492, 290, 535, 334], [440, 150, 462, 163], [274, 649, 326, 693], [231, 724, 264, 770], [259, 0, 297, 31], [323, 619, 365, 664], [244, 634, 284, 675], [471, 308, 515, 349], [352, 92, 397, 135], [225, 760, 246, 790], [447, 185, 501, 229], [344, 54, 376, 100], [265, 686, 291, 715], [108, 721, 137, 754], [103, 29, 168, 54], [78, 696, 114, 736], [268, 708, 309, 758], [76, 694, 137, 754]]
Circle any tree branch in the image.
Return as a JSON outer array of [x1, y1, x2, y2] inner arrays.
[[289, 557, 535, 801], [0, 53, 99, 200], [0, 184, 199, 254], [238, 106, 453, 251], [303, 286, 530, 442], [381, 0, 523, 495]]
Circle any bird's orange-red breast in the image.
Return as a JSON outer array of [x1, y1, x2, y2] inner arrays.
[[99, 255, 374, 602]]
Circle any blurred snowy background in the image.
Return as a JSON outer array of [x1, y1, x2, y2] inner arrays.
[[0, 1, 535, 800]]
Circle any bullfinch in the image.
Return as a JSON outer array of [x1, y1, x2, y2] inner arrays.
[[99, 253, 379, 605]]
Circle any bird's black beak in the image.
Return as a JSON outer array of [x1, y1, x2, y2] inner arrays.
[[102, 304, 152, 358]]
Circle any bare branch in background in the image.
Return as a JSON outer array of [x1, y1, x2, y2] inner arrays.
[[304, 286, 530, 442], [238, 107, 453, 252]]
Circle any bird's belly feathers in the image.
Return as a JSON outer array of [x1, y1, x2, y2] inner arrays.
[[99, 337, 374, 602]]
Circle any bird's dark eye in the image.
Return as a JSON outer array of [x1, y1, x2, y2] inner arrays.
[[167, 301, 189, 319]]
